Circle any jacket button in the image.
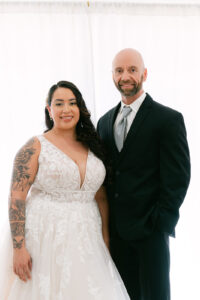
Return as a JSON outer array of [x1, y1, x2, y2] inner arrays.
[[116, 171, 120, 176], [115, 193, 119, 198]]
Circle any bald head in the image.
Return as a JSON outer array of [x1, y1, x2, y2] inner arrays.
[[112, 48, 147, 102], [112, 48, 145, 72]]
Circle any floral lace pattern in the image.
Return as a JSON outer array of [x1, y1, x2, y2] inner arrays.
[[2, 135, 130, 300]]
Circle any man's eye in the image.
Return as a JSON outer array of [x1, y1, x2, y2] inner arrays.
[[131, 68, 135, 72]]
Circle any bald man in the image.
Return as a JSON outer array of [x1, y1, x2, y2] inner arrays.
[[97, 49, 190, 300]]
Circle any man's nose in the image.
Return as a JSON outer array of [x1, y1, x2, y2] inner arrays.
[[121, 70, 130, 81]]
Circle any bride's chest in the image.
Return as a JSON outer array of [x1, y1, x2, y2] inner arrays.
[[33, 145, 106, 192]]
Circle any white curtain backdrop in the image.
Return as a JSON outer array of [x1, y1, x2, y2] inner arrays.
[[0, 1, 200, 299]]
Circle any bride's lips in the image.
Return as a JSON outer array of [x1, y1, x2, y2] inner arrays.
[[60, 116, 73, 122]]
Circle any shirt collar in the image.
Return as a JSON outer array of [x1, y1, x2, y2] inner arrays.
[[120, 92, 146, 114]]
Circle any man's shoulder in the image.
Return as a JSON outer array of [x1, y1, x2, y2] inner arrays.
[[98, 103, 120, 124], [147, 93, 182, 118]]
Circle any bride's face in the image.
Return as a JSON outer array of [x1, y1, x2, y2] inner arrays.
[[47, 87, 80, 131]]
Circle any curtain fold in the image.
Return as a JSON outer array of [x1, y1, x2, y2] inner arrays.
[[1, 2, 200, 22], [1, 0, 200, 3]]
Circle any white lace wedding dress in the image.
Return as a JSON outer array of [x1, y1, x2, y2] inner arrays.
[[0, 135, 130, 300]]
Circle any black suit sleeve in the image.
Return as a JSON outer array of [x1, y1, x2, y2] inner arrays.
[[96, 119, 101, 136], [156, 113, 191, 235]]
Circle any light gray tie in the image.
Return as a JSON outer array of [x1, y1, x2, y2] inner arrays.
[[115, 106, 132, 151]]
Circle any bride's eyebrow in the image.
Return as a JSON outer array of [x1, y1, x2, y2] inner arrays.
[[54, 98, 77, 102], [55, 98, 76, 102]]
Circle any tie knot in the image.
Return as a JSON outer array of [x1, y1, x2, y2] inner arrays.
[[122, 106, 132, 118]]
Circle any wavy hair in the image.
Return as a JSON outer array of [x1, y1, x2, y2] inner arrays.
[[45, 80, 111, 184]]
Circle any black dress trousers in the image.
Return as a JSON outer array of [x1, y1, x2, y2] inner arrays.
[[110, 231, 170, 300]]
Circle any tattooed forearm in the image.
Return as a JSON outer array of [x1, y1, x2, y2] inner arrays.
[[9, 198, 25, 221], [13, 238, 24, 249], [11, 138, 36, 191], [10, 222, 25, 236], [9, 198, 25, 249]]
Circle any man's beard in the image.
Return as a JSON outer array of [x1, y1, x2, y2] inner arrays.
[[115, 75, 143, 97]]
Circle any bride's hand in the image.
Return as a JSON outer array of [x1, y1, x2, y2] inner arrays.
[[13, 247, 32, 282]]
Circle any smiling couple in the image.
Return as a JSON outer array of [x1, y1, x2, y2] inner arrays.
[[1, 48, 190, 300]]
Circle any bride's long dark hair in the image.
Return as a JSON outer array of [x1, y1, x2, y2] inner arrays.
[[45, 80, 111, 184]]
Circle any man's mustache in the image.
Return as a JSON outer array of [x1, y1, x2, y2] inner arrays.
[[119, 81, 135, 86]]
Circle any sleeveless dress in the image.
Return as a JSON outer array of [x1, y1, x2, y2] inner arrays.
[[0, 135, 130, 300]]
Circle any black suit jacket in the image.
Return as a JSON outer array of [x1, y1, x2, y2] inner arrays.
[[97, 94, 190, 241]]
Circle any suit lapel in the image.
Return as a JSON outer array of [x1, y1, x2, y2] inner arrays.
[[108, 102, 121, 154], [118, 95, 153, 162]]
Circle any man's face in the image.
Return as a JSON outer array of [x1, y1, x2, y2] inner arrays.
[[112, 51, 147, 98]]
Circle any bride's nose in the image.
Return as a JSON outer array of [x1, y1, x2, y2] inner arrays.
[[62, 103, 71, 113]]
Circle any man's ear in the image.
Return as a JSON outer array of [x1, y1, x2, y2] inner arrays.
[[143, 68, 148, 82]]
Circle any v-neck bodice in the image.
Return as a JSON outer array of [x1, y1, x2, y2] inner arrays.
[[28, 135, 106, 204], [41, 135, 89, 189]]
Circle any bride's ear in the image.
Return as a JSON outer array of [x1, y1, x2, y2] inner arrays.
[[46, 105, 52, 119]]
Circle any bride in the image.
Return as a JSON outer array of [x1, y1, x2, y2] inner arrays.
[[0, 81, 130, 299]]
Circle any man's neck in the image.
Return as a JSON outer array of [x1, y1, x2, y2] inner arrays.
[[122, 89, 144, 105]]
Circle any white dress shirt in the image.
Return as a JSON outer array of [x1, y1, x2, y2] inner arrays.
[[114, 92, 146, 138]]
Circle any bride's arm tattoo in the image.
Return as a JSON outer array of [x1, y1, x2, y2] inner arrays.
[[11, 138, 36, 191], [9, 137, 37, 249], [9, 198, 25, 249]]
